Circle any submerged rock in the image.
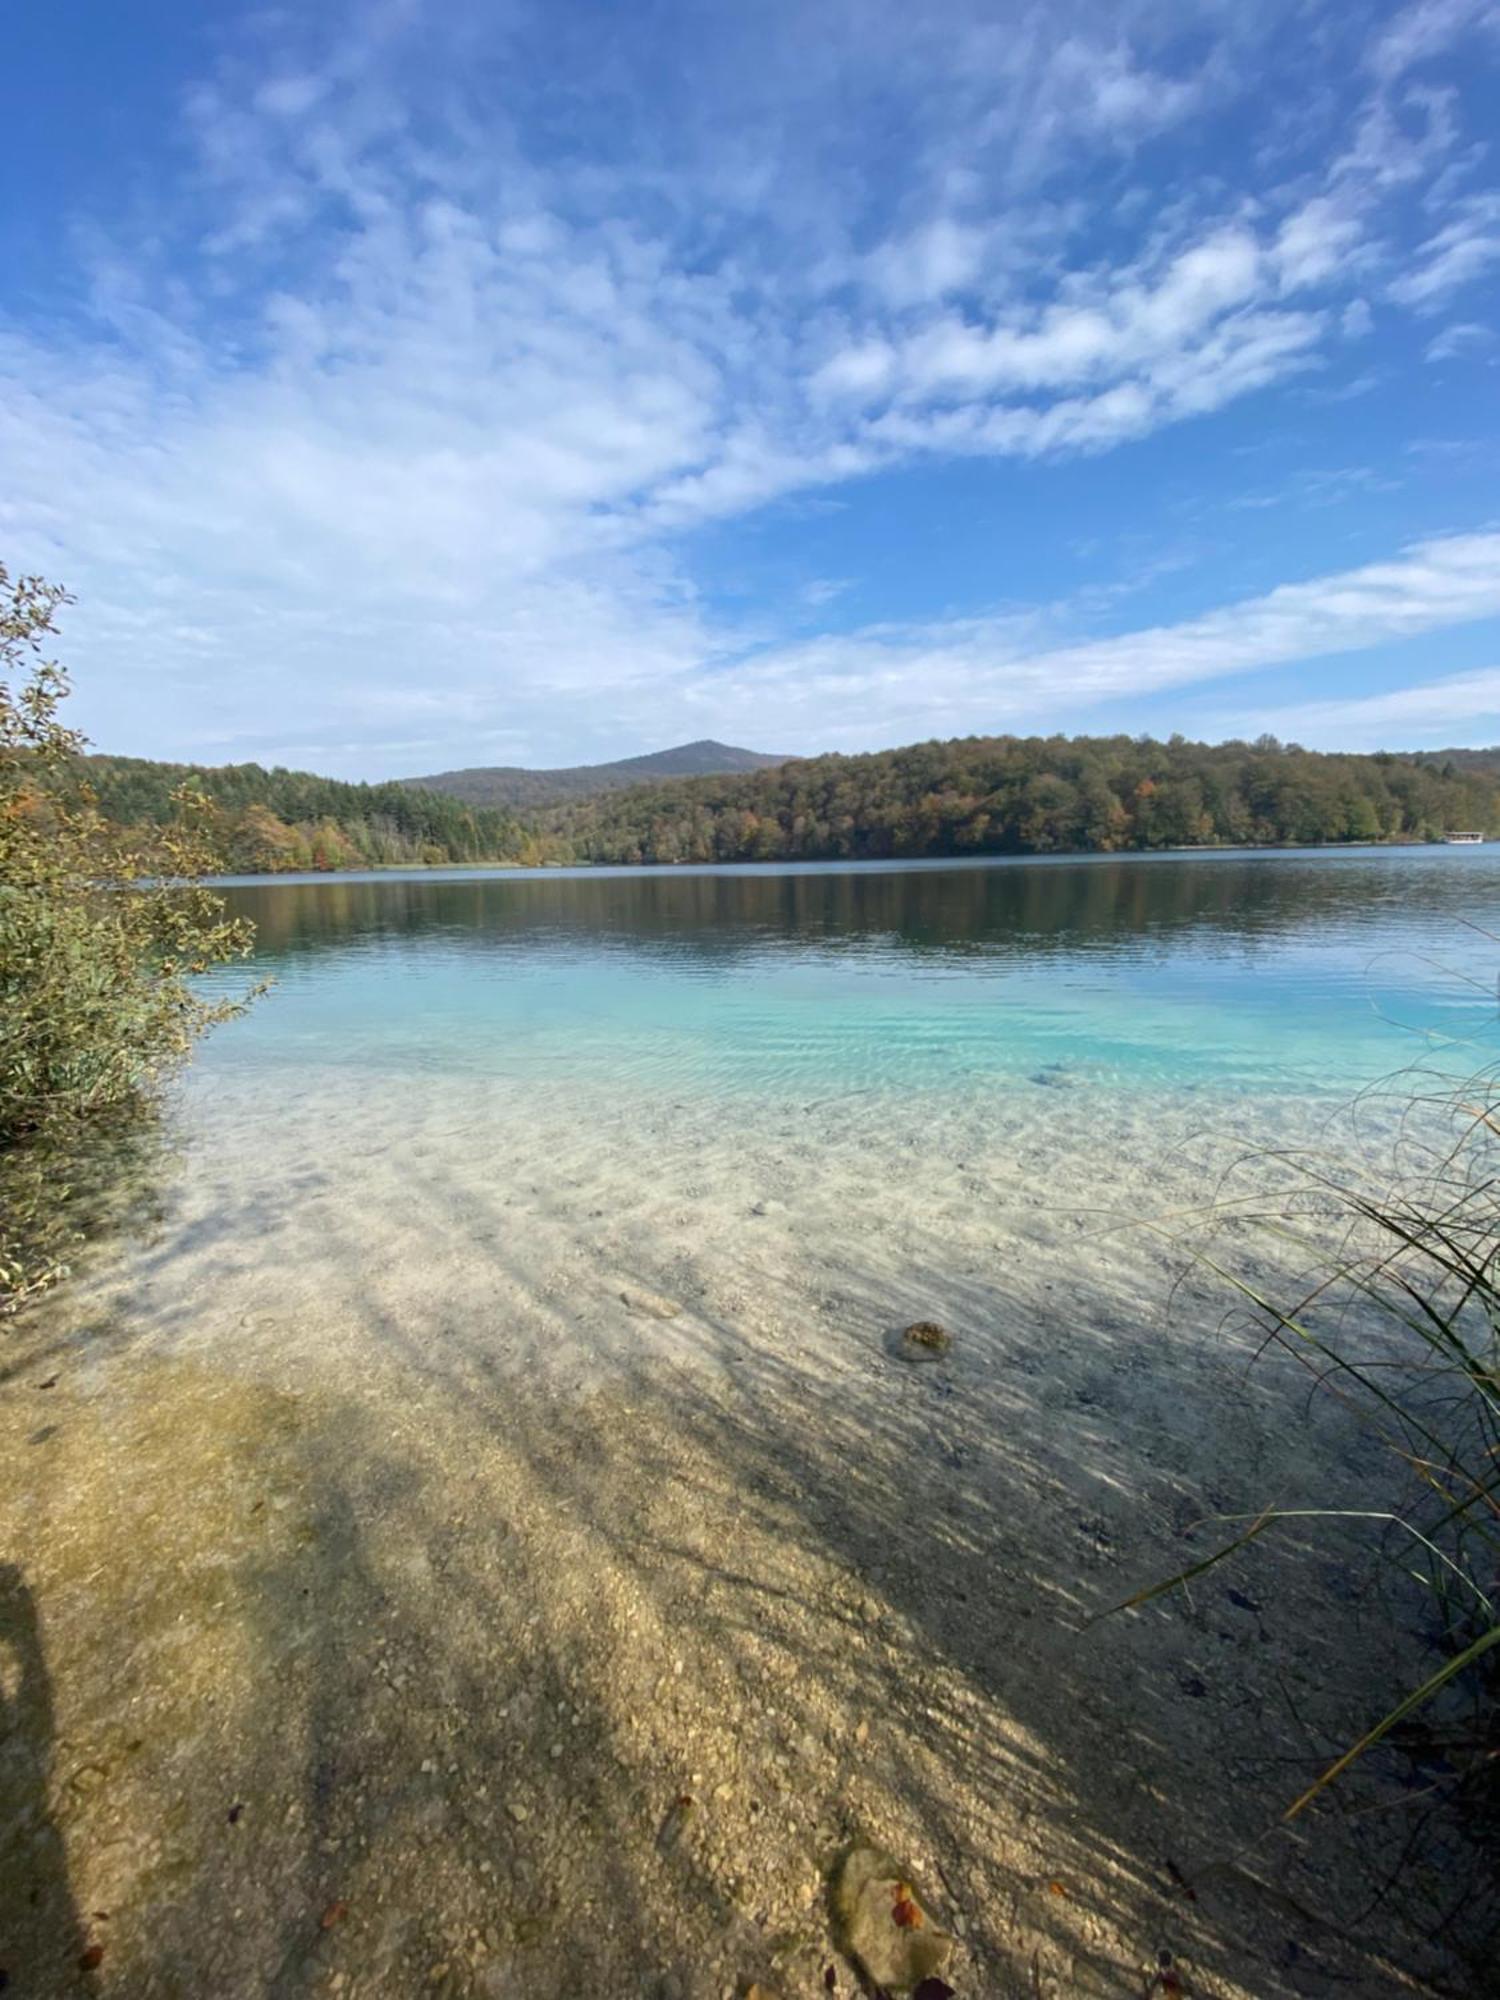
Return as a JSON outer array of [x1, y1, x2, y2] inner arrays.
[[898, 1321, 953, 1362], [655, 1792, 696, 1853], [831, 1845, 955, 1993], [620, 1290, 682, 1320]]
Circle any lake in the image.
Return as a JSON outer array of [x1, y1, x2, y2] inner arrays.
[[5, 846, 1497, 1999], [204, 845, 1500, 1101]]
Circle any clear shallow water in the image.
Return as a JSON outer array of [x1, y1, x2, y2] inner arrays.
[[201, 847, 1500, 1100], [15, 851, 1494, 2000]]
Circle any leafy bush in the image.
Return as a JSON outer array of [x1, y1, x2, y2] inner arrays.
[[1, 565, 260, 1310]]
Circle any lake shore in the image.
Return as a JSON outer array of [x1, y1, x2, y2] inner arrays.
[[202, 837, 1454, 890], [3, 1066, 1488, 1999]]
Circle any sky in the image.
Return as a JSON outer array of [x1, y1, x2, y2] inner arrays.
[[2, 0, 1499, 779]]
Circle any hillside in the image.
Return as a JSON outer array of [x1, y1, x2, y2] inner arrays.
[[79, 754, 525, 872], [405, 738, 790, 809], [543, 733, 1500, 864], [70, 733, 1500, 873]]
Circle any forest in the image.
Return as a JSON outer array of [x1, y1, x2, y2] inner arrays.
[[80, 754, 529, 871], [73, 733, 1500, 872], [544, 732, 1500, 865]]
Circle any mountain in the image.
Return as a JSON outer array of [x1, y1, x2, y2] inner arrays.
[[403, 739, 792, 809]]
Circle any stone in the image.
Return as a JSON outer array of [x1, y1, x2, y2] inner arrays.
[[620, 1290, 682, 1320], [831, 1845, 954, 1995], [656, 1793, 696, 1853], [898, 1321, 953, 1363]]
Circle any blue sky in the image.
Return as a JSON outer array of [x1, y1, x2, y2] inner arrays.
[[2, 0, 1499, 777]]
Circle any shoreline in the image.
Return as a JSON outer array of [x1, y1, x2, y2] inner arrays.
[[4, 1064, 1489, 1997], [204, 835, 1463, 889]]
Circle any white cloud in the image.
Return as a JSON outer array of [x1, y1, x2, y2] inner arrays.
[[863, 218, 989, 308], [1367, 0, 1500, 81], [254, 74, 329, 119], [1333, 81, 1460, 191], [642, 531, 1500, 749], [1341, 297, 1374, 338], [810, 215, 1341, 451], [1390, 195, 1500, 307], [1425, 319, 1494, 359], [1213, 666, 1500, 749], [2, 0, 1499, 771], [1272, 198, 1365, 291]]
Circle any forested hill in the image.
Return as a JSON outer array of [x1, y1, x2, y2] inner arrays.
[[406, 738, 789, 809], [81, 755, 526, 871], [75, 734, 1500, 872], [545, 734, 1500, 865]]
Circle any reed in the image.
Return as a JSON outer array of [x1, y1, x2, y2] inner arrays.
[[1111, 1050, 1500, 1822]]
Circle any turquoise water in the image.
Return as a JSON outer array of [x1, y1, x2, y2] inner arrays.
[[203, 848, 1500, 1101]]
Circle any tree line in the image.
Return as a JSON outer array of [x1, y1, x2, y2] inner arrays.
[[80, 754, 529, 871], [64, 733, 1500, 872], [544, 733, 1500, 864]]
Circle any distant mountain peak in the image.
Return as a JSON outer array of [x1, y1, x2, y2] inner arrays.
[[403, 739, 792, 810]]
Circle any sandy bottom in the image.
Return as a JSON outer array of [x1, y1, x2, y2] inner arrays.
[[0, 1064, 1489, 1999]]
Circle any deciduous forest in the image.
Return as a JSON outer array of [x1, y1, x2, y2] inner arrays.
[[74, 733, 1500, 871], [544, 734, 1500, 865]]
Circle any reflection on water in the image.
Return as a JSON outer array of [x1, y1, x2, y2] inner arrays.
[[203, 849, 1500, 1097]]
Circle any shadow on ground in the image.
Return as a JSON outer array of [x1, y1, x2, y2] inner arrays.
[[1, 1116, 1492, 2000]]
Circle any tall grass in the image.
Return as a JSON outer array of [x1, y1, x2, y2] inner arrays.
[[1112, 1045, 1500, 1832]]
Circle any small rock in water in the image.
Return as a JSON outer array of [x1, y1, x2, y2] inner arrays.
[[898, 1321, 953, 1363], [831, 1845, 954, 1994], [620, 1290, 682, 1320], [656, 1793, 696, 1853]]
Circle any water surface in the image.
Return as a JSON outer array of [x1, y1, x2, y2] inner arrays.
[[8, 850, 1496, 1999], [204, 847, 1500, 1100]]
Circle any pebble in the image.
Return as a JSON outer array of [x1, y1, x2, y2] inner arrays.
[[508, 1801, 530, 1823], [833, 1844, 955, 1993], [898, 1320, 954, 1362]]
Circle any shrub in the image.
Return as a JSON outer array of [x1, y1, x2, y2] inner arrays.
[[1, 564, 260, 1310]]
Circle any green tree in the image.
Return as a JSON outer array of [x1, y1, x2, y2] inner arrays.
[[1, 565, 261, 1310]]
